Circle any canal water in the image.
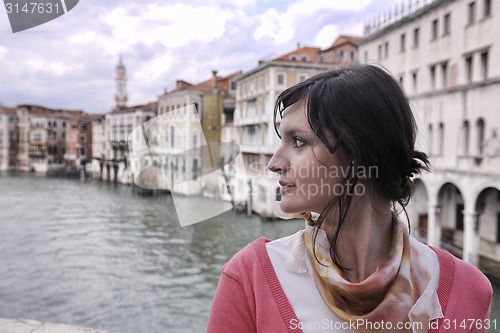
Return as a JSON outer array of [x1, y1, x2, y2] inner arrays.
[[0, 173, 499, 333]]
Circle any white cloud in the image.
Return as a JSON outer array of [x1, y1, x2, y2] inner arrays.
[[100, 3, 233, 50], [253, 8, 294, 44], [134, 53, 175, 83], [0, 0, 385, 113], [314, 24, 339, 49], [0, 46, 8, 61], [70, 31, 97, 44], [253, 0, 372, 44], [290, 0, 373, 13], [349, 22, 365, 36]]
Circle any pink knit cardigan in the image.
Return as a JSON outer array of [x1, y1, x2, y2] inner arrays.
[[207, 237, 493, 333]]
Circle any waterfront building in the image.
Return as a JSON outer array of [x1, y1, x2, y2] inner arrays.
[[64, 111, 93, 171], [359, 0, 500, 267], [154, 70, 241, 196], [12, 105, 87, 173], [0, 104, 95, 174], [231, 36, 361, 218], [90, 114, 106, 178], [104, 102, 156, 184], [0, 105, 18, 171], [100, 57, 156, 184]]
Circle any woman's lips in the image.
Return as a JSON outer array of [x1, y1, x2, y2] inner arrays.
[[279, 181, 296, 194]]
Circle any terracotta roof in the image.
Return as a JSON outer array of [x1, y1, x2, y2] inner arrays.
[[89, 114, 106, 121], [164, 70, 243, 95], [0, 105, 17, 116], [112, 101, 158, 114], [16, 104, 91, 120], [271, 46, 322, 63], [321, 35, 362, 52]]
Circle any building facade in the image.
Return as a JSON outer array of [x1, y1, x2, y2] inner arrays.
[[359, 0, 500, 267], [90, 114, 106, 177], [0, 104, 93, 174], [0, 106, 18, 171], [104, 102, 156, 184], [65, 111, 93, 170], [152, 70, 241, 196]]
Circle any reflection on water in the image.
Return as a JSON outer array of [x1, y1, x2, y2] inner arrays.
[[0, 172, 498, 333]]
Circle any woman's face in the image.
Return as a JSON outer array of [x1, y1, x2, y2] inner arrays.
[[268, 100, 343, 214]]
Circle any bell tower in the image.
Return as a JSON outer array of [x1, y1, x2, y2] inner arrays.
[[115, 55, 128, 109]]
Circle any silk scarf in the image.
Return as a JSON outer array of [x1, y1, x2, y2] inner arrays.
[[282, 210, 439, 333]]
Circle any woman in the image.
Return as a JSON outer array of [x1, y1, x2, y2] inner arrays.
[[207, 65, 492, 333]]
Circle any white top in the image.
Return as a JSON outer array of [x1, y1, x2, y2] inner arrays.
[[266, 229, 443, 333]]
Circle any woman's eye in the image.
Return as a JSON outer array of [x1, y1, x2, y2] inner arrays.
[[294, 137, 305, 148]]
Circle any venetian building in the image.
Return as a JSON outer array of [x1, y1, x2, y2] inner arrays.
[[153, 70, 241, 196], [359, 0, 500, 269]]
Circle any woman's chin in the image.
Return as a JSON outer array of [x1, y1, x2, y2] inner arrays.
[[278, 201, 303, 215]]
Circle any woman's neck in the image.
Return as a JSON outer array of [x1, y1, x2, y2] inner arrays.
[[320, 197, 394, 283]]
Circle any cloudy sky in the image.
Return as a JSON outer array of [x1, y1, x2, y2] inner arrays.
[[0, 0, 397, 114]]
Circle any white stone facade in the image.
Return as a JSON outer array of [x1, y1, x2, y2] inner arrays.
[[105, 106, 155, 184], [359, 0, 500, 266]]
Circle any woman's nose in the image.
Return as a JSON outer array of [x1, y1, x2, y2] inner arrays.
[[267, 150, 288, 174]]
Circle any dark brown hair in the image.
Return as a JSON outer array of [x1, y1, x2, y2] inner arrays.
[[273, 64, 429, 270]]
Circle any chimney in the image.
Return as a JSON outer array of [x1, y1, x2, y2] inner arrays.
[[296, 42, 301, 49], [211, 69, 218, 89], [176, 80, 183, 89]]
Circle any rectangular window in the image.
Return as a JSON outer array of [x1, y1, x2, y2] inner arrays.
[[465, 55, 473, 83], [384, 42, 389, 59], [364, 51, 368, 63], [481, 51, 488, 80], [248, 126, 256, 145], [413, 28, 420, 48], [442, 62, 449, 88], [378, 45, 382, 60], [432, 19, 439, 40], [246, 99, 257, 117], [443, 13, 451, 35], [412, 72, 418, 93], [468, 1, 476, 24], [484, 0, 492, 17], [430, 65, 436, 89], [400, 33, 406, 52], [277, 73, 284, 85]]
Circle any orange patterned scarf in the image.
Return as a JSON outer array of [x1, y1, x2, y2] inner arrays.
[[278, 210, 439, 333]]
